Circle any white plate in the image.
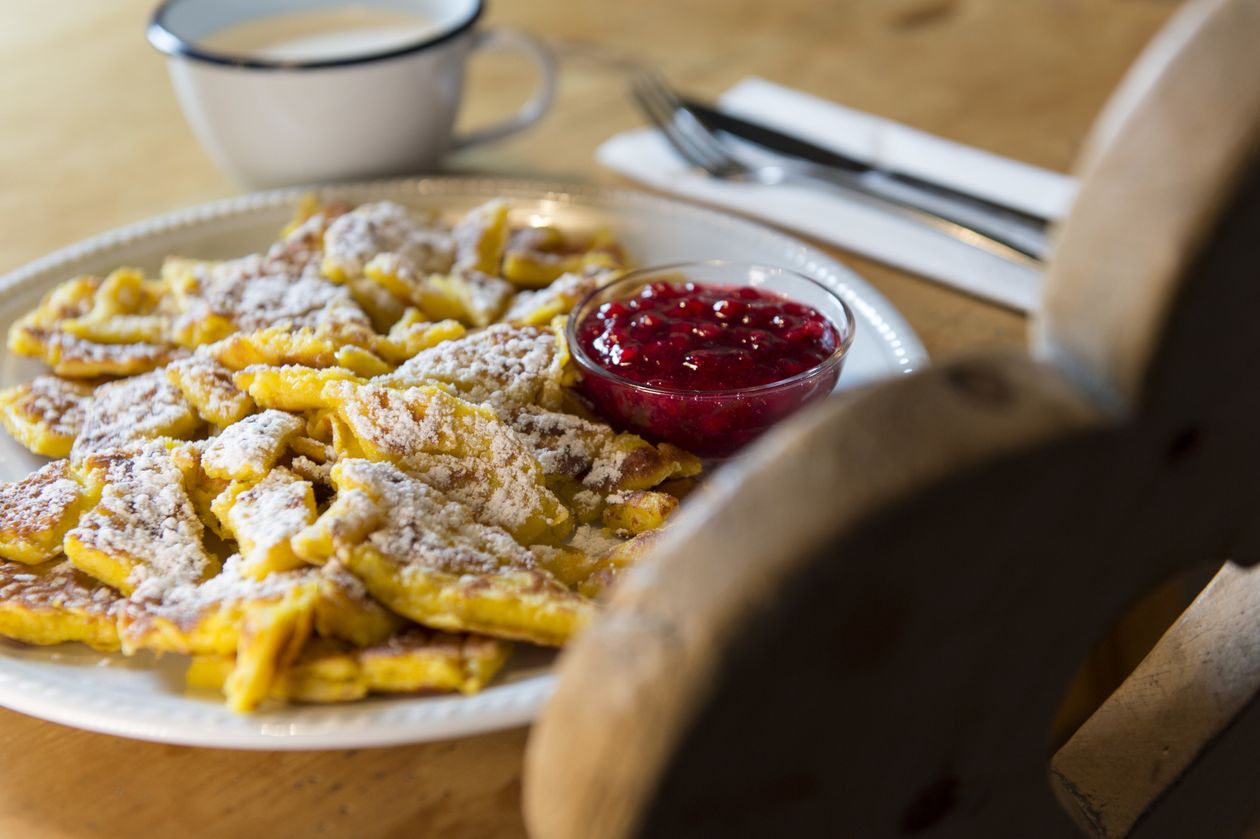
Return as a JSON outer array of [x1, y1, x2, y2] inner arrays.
[[0, 178, 926, 749]]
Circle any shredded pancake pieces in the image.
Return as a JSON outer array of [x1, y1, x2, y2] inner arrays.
[[0, 197, 697, 711]]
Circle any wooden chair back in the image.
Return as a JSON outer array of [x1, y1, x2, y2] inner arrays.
[[525, 0, 1260, 835]]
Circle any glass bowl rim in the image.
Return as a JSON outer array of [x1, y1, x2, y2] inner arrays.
[[565, 259, 857, 399]]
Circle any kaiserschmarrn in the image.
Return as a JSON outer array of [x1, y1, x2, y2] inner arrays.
[[0, 199, 700, 711]]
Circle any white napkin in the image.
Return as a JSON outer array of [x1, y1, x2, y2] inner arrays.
[[597, 77, 1079, 312]]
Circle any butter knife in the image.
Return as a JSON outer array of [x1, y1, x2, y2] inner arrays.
[[680, 97, 1052, 236]]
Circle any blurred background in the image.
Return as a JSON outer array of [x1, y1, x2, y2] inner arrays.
[[1, 0, 1176, 281]]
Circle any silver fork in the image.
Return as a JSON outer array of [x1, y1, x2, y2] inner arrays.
[[630, 72, 1048, 267]]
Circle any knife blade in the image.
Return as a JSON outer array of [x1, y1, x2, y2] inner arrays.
[[679, 97, 1051, 231]]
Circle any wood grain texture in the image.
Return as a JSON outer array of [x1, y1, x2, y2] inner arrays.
[[527, 0, 1260, 836], [526, 354, 1107, 838], [1036, 0, 1260, 411], [0, 717, 528, 838], [0, 0, 1178, 836], [527, 343, 1260, 836], [1054, 563, 1260, 837]]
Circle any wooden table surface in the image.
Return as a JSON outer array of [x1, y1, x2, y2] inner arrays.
[[0, 1, 1177, 836]]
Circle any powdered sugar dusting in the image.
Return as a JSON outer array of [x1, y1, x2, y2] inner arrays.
[[327, 453, 534, 579], [0, 197, 697, 694], [321, 559, 371, 603], [267, 210, 340, 275], [452, 199, 506, 273], [71, 371, 197, 461], [201, 409, 303, 481], [0, 559, 121, 615], [583, 447, 630, 492], [453, 270, 515, 326], [315, 487, 381, 547], [566, 524, 624, 556], [0, 460, 81, 540], [332, 383, 563, 538], [71, 444, 213, 594], [337, 459, 535, 577], [43, 331, 183, 375], [126, 554, 314, 629], [381, 324, 563, 414], [323, 201, 454, 279], [175, 255, 374, 339], [503, 271, 600, 323], [289, 454, 332, 486], [226, 467, 313, 569], [508, 405, 615, 479], [1, 376, 93, 439], [166, 351, 253, 424]]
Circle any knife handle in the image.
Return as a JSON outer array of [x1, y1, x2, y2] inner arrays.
[[764, 161, 1051, 266], [858, 170, 1053, 261], [683, 97, 1055, 237], [880, 170, 1052, 232]]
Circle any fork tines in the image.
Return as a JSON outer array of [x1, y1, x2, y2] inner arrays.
[[630, 72, 738, 176]]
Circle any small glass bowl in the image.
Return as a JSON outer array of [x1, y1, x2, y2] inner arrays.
[[566, 260, 856, 458]]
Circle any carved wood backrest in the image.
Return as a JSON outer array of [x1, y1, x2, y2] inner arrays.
[[524, 0, 1260, 836]]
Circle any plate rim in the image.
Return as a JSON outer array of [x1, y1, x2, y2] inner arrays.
[[1, 177, 926, 374], [0, 176, 926, 750]]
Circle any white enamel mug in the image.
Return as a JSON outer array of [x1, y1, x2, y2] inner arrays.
[[148, 0, 556, 188]]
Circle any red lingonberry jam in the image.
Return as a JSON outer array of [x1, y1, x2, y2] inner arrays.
[[573, 280, 846, 457], [576, 282, 840, 391]]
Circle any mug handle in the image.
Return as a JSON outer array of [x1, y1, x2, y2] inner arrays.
[[451, 28, 557, 150]]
